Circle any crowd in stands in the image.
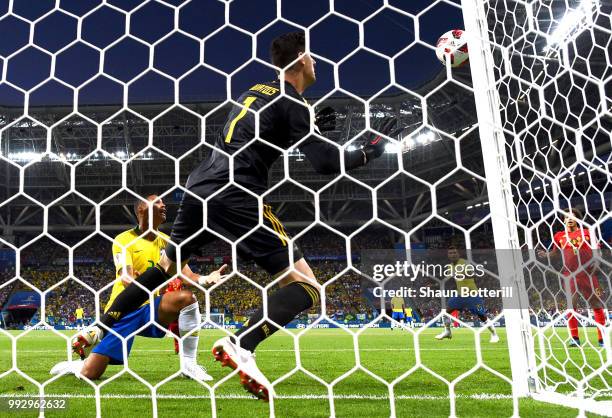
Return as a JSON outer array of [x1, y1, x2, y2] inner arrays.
[[0, 228, 607, 329], [0, 262, 373, 327]]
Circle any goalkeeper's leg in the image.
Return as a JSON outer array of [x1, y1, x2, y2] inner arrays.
[[213, 258, 319, 401], [232, 258, 319, 352]]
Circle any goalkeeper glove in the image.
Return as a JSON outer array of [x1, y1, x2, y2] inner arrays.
[[363, 135, 386, 162], [362, 117, 398, 163], [314, 106, 336, 133]]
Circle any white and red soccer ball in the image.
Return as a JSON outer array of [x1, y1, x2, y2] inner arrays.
[[435, 29, 469, 68]]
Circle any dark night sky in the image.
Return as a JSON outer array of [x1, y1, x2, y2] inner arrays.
[[0, 0, 464, 106]]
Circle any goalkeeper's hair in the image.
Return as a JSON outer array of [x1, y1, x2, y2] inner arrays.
[[270, 31, 305, 71]]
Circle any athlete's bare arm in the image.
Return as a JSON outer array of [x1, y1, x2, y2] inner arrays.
[[118, 265, 138, 287], [163, 257, 228, 287]]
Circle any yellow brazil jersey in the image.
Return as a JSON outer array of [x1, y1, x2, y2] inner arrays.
[[404, 307, 412, 317], [75, 308, 84, 319], [391, 296, 404, 313], [106, 228, 169, 312], [450, 258, 478, 292]]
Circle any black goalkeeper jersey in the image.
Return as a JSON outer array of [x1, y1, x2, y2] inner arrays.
[[185, 80, 366, 197]]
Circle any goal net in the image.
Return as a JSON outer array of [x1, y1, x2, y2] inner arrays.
[[0, 0, 609, 417], [464, 0, 610, 415]]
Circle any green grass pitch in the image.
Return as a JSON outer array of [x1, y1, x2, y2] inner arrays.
[[0, 328, 608, 417]]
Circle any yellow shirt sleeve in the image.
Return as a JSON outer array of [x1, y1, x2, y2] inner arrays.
[[112, 233, 133, 276]]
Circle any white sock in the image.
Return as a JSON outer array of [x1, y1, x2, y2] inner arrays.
[[485, 319, 497, 335], [443, 317, 452, 332], [178, 302, 201, 366]]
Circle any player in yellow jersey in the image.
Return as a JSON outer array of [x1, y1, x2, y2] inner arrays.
[[103, 196, 201, 312], [74, 306, 85, 330], [390, 295, 405, 329], [435, 246, 499, 342], [403, 307, 413, 328], [57, 195, 227, 382]]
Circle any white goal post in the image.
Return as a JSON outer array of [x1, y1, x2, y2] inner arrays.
[[460, 0, 537, 399]]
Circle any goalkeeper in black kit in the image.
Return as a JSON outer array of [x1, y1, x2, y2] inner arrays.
[[72, 32, 399, 401]]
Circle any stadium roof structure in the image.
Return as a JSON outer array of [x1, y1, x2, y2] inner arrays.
[[1, 0, 610, 236]]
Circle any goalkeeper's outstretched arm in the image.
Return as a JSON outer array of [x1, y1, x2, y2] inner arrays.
[[299, 137, 371, 174], [285, 99, 399, 175]]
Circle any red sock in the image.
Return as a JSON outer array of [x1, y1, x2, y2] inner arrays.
[[168, 321, 180, 353], [593, 309, 607, 342], [567, 311, 579, 340], [451, 310, 459, 327]]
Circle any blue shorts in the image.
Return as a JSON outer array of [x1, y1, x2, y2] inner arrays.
[[391, 311, 405, 320], [448, 296, 486, 316], [405, 316, 412, 323], [76, 319, 83, 326], [93, 297, 165, 365]]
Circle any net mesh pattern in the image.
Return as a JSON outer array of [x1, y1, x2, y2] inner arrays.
[[0, 0, 609, 416]]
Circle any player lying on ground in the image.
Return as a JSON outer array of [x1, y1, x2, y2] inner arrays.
[[51, 284, 223, 381], [63, 195, 227, 381], [71, 31, 402, 401], [436, 246, 499, 343], [537, 208, 607, 348]]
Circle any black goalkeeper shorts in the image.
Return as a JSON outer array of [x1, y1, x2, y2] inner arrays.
[[165, 188, 303, 275]]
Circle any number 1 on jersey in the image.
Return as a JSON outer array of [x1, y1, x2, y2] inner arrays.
[[225, 96, 257, 143]]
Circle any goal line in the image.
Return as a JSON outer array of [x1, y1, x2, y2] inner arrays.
[[0, 393, 516, 401]]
